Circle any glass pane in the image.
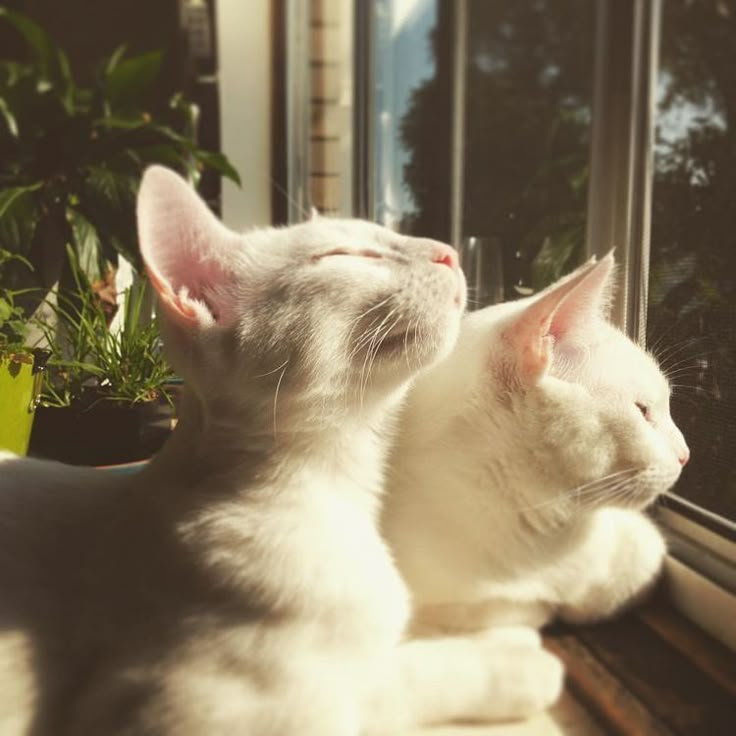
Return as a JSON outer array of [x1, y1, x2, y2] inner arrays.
[[371, 0, 442, 231], [648, 0, 736, 519], [381, 0, 595, 303], [461, 0, 595, 302]]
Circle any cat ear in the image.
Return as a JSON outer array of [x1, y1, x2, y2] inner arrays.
[[309, 206, 320, 221], [502, 254, 615, 382], [548, 251, 615, 338], [137, 166, 242, 329]]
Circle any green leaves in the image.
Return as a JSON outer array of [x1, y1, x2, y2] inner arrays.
[[67, 209, 104, 281], [0, 5, 241, 363], [195, 150, 242, 186], [0, 7, 74, 111], [104, 51, 162, 112], [0, 184, 41, 255], [0, 96, 18, 137], [0, 247, 33, 353], [37, 263, 173, 408]]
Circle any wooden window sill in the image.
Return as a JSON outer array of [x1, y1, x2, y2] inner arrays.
[[412, 588, 736, 735]]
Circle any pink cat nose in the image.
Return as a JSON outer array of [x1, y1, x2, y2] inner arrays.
[[679, 450, 690, 467], [432, 244, 458, 270]]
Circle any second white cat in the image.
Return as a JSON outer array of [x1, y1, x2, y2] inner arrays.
[[384, 254, 689, 635]]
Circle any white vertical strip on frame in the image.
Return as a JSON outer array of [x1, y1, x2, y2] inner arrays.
[[216, 0, 272, 230]]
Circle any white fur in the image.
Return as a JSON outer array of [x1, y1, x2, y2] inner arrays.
[[384, 255, 688, 635], [0, 167, 561, 734]]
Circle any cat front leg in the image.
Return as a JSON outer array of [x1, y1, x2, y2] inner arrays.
[[363, 629, 563, 732], [557, 507, 666, 624]]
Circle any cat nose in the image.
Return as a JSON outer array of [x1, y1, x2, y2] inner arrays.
[[678, 449, 690, 467], [431, 243, 459, 270]]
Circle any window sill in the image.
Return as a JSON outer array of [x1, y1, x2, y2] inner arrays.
[[413, 581, 736, 735]]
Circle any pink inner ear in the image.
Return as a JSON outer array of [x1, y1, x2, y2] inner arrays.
[[549, 253, 614, 339], [501, 254, 615, 383], [137, 166, 241, 328]]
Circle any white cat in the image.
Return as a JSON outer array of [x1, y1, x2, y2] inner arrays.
[[383, 254, 689, 635], [0, 166, 562, 735]]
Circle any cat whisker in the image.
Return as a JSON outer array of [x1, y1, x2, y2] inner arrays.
[[404, 316, 420, 373], [360, 326, 392, 407], [666, 369, 703, 382], [653, 335, 710, 367], [349, 301, 399, 360], [586, 479, 639, 509], [358, 309, 401, 408], [407, 317, 423, 374], [255, 358, 290, 379], [347, 296, 394, 341], [647, 321, 706, 357], [660, 347, 711, 375], [575, 478, 638, 510], [663, 358, 705, 377], [272, 360, 290, 436], [514, 468, 642, 513], [269, 176, 312, 220], [647, 324, 680, 356], [350, 323, 383, 360]]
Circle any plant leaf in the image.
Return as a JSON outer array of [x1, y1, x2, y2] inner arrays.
[[0, 97, 18, 137], [67, 208, 105, 281], [0, 8, 56, 80], [0, 7, 72, 107], [76, 167, 141, 270], [195, 150, 242, 186], [104, 44, 128, 76], [0, 184, 42, 255], [104, 51, 162, 112]]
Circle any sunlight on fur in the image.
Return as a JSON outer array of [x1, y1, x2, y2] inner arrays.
[[384, 254, 688, 636], [0, 167, 565, 734]]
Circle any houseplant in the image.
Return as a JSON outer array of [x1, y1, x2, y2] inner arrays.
[[0, 5, 239, 303], [0, 7, 239, 464], [30, 247, 175, 465], [0, 248, 46, 454]]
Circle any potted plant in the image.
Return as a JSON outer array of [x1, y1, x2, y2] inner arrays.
[[0, 248, 46, 454], [29, 248, 175, 466], [0, 5, 239, 307], [0, 7, 239, 465]]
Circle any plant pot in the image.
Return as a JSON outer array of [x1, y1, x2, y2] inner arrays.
[[29, 400, 173, 466], [0, 353, 44, 455]]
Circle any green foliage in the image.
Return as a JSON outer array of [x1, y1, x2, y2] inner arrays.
[[36, 248, 173, 409], [0, 247, 33, 354], [0, 6, 240, 289]]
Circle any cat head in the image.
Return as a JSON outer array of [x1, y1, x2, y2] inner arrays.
[[403, 253, 688, 520], [136, 166, 465, 432]]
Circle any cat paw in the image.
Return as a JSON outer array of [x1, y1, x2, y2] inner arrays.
[[476, 637, 564, 721], [478, 625, 542, 648]]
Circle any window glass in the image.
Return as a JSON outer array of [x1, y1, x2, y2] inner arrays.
[[372, 0, 439, 230], [648, 0, 736, 519], [460, 0, 595, 299], [387, 0, 595, 300]]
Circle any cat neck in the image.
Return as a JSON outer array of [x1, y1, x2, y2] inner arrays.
[[147, 385, 406, 506]]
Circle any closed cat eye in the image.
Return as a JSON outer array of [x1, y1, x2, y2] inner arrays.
[[314, 248, 384, 261], [635, 402, 650, 420]]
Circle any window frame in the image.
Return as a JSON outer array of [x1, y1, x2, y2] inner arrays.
[[587, 0, 736, 648], [280, 0, 736, 646]]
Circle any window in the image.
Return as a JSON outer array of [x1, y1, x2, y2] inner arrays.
[[648, 0, 736, 522], [280, 0, 736, 626], [359, 0, 595, 304]]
